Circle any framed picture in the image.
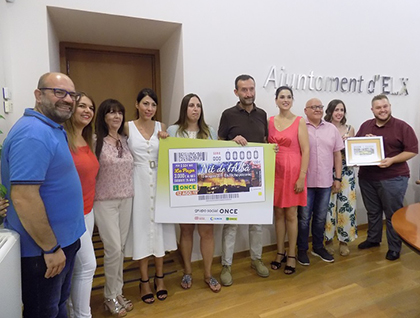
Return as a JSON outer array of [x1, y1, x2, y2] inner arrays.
[[345, 136, 385, 166]]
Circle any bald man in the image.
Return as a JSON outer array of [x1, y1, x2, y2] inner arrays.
[[297, 98, 343, 266], [1, 72, 85, 317]]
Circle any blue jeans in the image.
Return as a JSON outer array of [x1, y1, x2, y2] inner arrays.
[[21, 239, 80, 318], [359, 176, 408, 253], [298, 187, 332, 251]]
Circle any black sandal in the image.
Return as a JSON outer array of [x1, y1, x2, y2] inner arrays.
[[139, 278, 155, 304], [284, 256, 296, 275], [270, 252, 287, 270], [154, 274, 168, 301]]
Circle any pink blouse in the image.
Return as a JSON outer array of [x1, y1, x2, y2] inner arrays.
[[94, 136, 134, 201]]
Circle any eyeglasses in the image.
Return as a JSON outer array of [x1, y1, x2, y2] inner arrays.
[[39, 88, 81, 102], [306, 105, 324, 110]]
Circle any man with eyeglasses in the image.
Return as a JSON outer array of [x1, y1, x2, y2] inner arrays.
[[356, 94, 417, 261], [297, 98, 343, 266], [1, 72, 85, 317]]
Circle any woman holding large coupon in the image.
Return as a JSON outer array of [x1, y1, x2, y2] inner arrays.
[[268, 86, 309, 275], [124, 88, 177, 304], [167, 93, 221, 293]]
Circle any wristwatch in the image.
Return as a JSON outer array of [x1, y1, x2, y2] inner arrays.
[[333, 177, 342, 182]]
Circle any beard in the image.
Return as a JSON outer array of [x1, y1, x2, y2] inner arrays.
[[38, 97, 74, 124], [239, 96, 255, 107], [374, 112, 391, 124]]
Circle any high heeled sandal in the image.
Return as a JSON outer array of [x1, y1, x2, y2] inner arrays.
[[270, 252, 287, 270], [104, 298, 127, 317], [284, 256, 296, 275], [116, 294, 133, 312], [139, 278, 155, 304], [154, 274, 168, 301]]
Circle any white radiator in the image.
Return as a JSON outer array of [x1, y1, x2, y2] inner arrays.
[[0, 229, 22, 317]]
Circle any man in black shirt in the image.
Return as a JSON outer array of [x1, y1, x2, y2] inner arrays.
[[218, 74, 269, 286]]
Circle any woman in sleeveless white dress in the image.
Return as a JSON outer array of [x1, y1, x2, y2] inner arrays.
[[124, 89, 176, 304]]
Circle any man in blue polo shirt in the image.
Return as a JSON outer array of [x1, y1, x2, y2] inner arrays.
[[1, 72, 85, 317]]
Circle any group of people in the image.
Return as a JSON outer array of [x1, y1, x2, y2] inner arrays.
[[0, 72, 417, 318]]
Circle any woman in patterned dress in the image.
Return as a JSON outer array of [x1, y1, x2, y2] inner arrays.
[[324, 99, 357, 256]]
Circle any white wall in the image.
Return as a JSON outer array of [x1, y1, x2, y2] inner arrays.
[[1, 0, 420, 261]]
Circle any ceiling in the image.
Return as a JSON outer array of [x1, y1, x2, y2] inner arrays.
[[47, 6, 181, 50]]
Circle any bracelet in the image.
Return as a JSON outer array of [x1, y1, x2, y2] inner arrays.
[[333, 177, 342, 182], [300, 170, 307, 174], [43, 243, 61, 254]]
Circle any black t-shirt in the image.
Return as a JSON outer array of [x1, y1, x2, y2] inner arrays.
[[218, 103, 268, 143]]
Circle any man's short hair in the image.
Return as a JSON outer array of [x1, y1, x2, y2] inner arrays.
[[371, 94, 389, 105], [235, 74, 255, 90], [37, 73, 51, 89]]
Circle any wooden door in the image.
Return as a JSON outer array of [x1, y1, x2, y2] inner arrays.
[[60, 43, 161, 121]]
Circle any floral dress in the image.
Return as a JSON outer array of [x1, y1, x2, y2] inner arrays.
[[325, 125, 358, 242]]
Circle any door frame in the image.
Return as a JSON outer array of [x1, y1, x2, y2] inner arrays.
[[59, 42, 162, 120]]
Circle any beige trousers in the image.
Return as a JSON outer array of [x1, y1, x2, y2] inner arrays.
[[94, 197, 133, 299]]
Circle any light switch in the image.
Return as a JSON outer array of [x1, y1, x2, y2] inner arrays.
[[4, 100, 13, 113], [2, 87, 11, 100]]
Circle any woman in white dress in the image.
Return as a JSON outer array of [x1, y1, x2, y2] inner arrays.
[[124, 88, 177, 304], [167, 94, 221, 293]]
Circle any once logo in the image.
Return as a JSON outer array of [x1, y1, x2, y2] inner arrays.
[[219, 208, 238, 214], [174, 184, 197, 191]]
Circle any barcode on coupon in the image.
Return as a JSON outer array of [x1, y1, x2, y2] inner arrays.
[[174, 152, 208, 162], [198, 193, 240, 201]]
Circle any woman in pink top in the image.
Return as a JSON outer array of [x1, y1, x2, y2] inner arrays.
[[63, 93, 99, 318], [268, 86, 309, 275], [94, 99, 134, 317]]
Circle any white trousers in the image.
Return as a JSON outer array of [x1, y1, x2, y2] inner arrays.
[[94, 198, 133, 299], [221, 224, 263, 265], [69, 211, 96, 318]]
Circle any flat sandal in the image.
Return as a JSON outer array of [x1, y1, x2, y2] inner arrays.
[[181, 273, 193, 289]]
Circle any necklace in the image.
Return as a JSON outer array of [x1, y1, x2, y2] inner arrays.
[[107, 134, 123, 158], [107, 133, 120, 141]]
